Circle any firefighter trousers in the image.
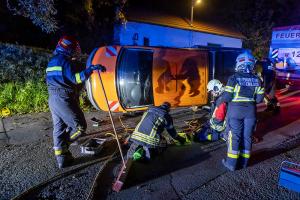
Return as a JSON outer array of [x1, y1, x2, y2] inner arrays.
[[226, 117, 256, 169], [195, 122, 221, 141], [48, 89, 87, 156]]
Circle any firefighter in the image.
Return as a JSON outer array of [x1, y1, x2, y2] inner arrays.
[[194, 79, 227, 142], [261, 58, 280, 113], [221, 51, 264, 171], [46, 35, 106, 169], [126, 102, 186, 161]]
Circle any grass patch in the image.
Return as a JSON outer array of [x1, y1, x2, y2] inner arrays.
[[0, 43, 93, 115], [0, 80, 49, 114], [0, 80, 93, 115]]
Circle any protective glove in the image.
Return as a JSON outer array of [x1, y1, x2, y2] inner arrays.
[[90, 64, 106, 72], [174, 132, 192, 146], [85, 64, 107, 75], [175, 135, 186, 145]]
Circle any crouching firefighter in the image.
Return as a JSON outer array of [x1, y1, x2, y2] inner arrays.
[[221, 51, 264, 171], [194, 79, 227, 142], [126, 102, 186, 161], [46, 35, 106, 169]]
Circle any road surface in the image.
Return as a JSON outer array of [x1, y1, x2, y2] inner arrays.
[[1, 88, 300, 200]]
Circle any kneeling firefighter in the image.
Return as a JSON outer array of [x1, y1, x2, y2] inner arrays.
[[126, 102, 186, 161], [221, 51, 264, 171], [194, 79, 227, 142]]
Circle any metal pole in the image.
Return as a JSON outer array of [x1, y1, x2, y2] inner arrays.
[[96, 71, 126, 167], [191, 5, 194, 26]]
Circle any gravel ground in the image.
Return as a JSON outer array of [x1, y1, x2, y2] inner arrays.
[[184, 145, 300, 200], [1, 109, 300, 200], [0, 108, 206, 200]]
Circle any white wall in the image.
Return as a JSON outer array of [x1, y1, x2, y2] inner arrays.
[[115, 22, 242, 48]]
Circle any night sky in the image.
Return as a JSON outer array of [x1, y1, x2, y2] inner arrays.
[[0, 0, 299, 50]]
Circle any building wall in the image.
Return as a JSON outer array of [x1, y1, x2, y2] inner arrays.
[[115, 22, 242, 48]]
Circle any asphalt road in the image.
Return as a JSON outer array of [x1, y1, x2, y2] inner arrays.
[[1, 88, 300, 200]]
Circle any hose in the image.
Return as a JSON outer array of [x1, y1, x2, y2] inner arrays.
[[12, 154, 119, 200], [85, 147, 119, 200]]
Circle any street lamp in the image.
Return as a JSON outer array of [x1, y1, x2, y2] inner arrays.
[[190, 0, 201, 26]]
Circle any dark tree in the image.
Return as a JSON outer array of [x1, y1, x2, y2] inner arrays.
[[4, 0, 127, 51], [212, 0, 300, 58]]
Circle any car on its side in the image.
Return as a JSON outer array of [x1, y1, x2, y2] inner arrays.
[[86, 45, 244, 112]]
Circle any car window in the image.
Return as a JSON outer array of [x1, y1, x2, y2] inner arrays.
[[117, 48, 154, 108]]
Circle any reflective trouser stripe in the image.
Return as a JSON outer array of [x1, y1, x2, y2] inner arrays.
[[70, 129, 82, 139], [240, 153, 250, 158], [227, 153, 239, 159], [54, 148, 69, 155], [55, 149, 63, 155], [229, 131, 232, 152], [227, 131, 239, 158], [75, 73, 82, 84], [240, 150, 251, 158], [207, 134, 212, 141]]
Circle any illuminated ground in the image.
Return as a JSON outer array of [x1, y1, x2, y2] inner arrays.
[[1, 88, 300, 199]]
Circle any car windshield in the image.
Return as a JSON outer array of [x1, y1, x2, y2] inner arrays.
[[117, 48, 154, 108]]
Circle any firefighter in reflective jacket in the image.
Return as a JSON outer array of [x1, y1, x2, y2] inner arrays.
[[221, 51, 264, 171], [194, 79, 227, 141], [127, 102, 186, 161], [47, 35, 106, 169]]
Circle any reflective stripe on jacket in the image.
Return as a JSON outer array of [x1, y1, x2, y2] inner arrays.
[[130, 106, 177, 148], [223, 72, 264, 104], [209, 96, 227, 132], [46, 54, 89, 90]]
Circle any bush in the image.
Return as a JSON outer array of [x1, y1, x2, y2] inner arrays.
[[0, 43, 92, 115], [0, 80, 49, 114]]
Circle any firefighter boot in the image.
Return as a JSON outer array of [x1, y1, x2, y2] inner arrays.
[[222, 159, 236, 172], [56, 153, 74, 169]]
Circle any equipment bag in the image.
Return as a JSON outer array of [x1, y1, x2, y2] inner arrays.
[[278, 161, 300, 193]]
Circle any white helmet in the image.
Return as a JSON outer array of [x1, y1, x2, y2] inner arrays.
[[235, 51, 256, 73], [207, 79, 224, 97]]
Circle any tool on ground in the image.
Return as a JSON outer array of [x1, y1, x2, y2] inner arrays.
[[90, 117, 103, 127], [278, 161, 300, 193], [80, 138, 106, 155], [112, 158, 133, 192], [0, 107, 10, 117], [96, 70, 126, 167]]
